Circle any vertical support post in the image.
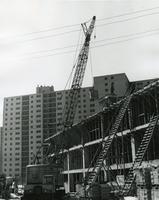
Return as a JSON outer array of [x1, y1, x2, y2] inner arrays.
[[82, 146, 86, 178], [81, 128, 86, 179], [130, 135, 136, 162], [101, 114, 107, 181], [100, 114, 104, 139], [128, 106, 136, 162], [155, 87, 159, 114], [67, 151, 70, 193]]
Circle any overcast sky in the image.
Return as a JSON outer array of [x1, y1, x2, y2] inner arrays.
[[0, 0, 159, 125]]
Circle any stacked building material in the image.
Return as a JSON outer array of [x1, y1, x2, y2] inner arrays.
[[135, 165, 159, 200], [135, 167, 151, 200], [150, 167, 159, 199]]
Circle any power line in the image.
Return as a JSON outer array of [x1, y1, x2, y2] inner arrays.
[[2, 7, 159, 43], [10, 6, 159, 38], [19, 29, 80, 43], [16, 11, 159, 43], [92, 31, 159, 49], [20, 30, 159, 60], [98, 6, 159, 21], [97, 11, 159, 28], [22, 27, 159, 56], [19, 23, 80, 37]]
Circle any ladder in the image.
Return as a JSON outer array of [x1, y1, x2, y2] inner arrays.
[[84, 95, 133, 191], [122, 115, 159, 196]]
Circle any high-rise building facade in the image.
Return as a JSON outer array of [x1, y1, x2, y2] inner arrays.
[[3, 94, 44, 182], [2, 73, 157, 182]]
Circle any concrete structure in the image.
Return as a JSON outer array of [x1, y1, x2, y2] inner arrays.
[[52, 80, 159, 193], [1, 73, 157, 183]]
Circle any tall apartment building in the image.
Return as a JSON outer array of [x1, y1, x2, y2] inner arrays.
[[2, 73, 157, 183], [3, 93, 44, 182]]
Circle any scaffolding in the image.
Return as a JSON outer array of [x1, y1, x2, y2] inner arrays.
[[50, 80, 159, 197]]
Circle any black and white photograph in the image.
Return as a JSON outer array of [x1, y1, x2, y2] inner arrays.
[[0, 1, 159, 200]]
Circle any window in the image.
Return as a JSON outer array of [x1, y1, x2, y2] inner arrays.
[[111, 76, 114, 79], [15, 163, 20, 166], [15, 142, 20, 145]]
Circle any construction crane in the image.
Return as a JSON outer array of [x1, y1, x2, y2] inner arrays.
[[22, 17, 96, 200], [29, 16, 96, 165], [62, 16, 96, 131], [45, 16, 96, 152]]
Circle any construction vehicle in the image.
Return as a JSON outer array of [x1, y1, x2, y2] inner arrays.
[[21, 16, 96, 200], [21, 164, 64, 200]]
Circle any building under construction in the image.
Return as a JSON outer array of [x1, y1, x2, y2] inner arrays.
[[19, 16, 159, 199], [49, 80, 159, 199]]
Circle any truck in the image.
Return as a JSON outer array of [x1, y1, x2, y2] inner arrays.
[[21, 163, 64, 200]]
